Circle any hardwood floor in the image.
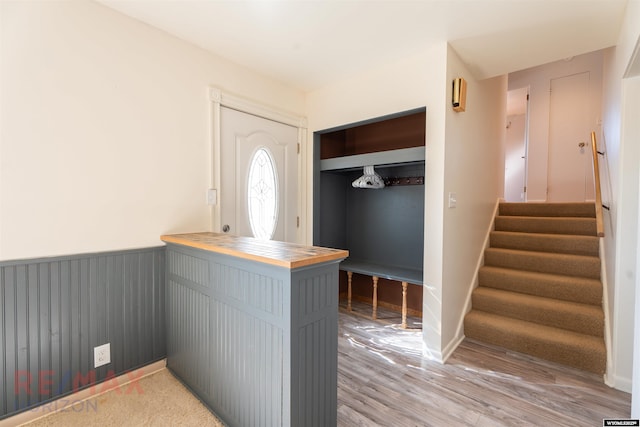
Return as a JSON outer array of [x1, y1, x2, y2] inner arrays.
[[337, 302, 631, 427], [12, 302, 631, 427]]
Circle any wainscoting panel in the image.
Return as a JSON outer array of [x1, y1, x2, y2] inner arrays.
[[0, 247, 166, 419], [165, 243, 341, 427], [291, 268, 339, 427]]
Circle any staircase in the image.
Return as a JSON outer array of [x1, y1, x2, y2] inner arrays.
[[464, 202, 606, 375]]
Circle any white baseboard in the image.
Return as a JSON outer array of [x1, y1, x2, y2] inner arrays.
[[612, 374, 633, 393], [1, 359, 167, 427], [442, 333, 466, 363], [451, 198, 500, 351]]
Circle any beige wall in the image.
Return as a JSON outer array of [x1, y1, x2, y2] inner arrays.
[[305, 44, 505, 360], [508, 50, 604, 202], [0, 1, 304, 260], [628, 74, 640, 417], [303, 46, 448, 249], [441, 46, 506, 354], [602, 0, 640, 394], [2, 0, 505, 364], [305, 45, 450, 358]]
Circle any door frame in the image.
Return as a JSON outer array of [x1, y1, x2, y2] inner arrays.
[[523, 88, 531, 202], [505, 86, 531, 202], [209, 88, 307, 243]]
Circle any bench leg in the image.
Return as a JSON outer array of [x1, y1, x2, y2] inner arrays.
[[401, 281, 408, 329], [346, 271, 353, 312], [372, 276, 379, 320]]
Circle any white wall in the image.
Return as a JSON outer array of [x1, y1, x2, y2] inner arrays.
[[305, 44, 505, 360], [628, 75, 640, 417], [504, 114, 527, 202], [508, 50, 604, 202], [602, 0, 640, 394], [305, 44, 450, 359], [441, 46, 506, 354], [0, 1, 304, 261]]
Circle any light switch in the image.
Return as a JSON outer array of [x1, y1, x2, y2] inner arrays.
[[448, 192, 457, 208], [207, 189, 217, 206]]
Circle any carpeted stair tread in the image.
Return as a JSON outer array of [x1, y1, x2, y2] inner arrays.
[[464, 310, 605, 374], [484, 247, 600, 279], [466, 202, 606, 375], [490, 230, 599, 256], [495, 215, 597, 236], [471, 287, 603, 337], [498, 202, 595, 218], [478, 266, 602, 305]]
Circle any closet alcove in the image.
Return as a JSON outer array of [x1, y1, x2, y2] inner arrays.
[[313, 108, 426, 325]]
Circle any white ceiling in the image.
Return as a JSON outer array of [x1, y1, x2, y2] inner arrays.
[[97, 0, 628, 92]]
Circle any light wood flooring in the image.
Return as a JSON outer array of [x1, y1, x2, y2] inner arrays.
[[337, 301, 631, 426], [16, 301, 631, 427]]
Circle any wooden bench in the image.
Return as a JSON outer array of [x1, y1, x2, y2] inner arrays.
[[339, 259, 422, 329]]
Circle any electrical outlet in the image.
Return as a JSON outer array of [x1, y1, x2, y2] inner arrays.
[[94, 343, 111, 368]]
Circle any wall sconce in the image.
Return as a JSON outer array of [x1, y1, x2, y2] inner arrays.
[[452, 77, 467, 112]]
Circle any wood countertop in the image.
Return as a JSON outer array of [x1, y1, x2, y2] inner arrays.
[[161, 232, 349, 269]]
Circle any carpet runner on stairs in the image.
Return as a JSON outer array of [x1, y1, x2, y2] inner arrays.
[[464, 202, 606, 375]]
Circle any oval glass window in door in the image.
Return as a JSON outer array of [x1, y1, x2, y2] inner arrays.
[[247, 147, 278, 240]]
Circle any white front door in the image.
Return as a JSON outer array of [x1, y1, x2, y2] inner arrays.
[[547, 72, 595, 202], [220, 107, 299, 242]]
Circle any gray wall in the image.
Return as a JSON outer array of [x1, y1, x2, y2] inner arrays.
[[0, 247, 166, 419], [166, 243, 340, 427], [317, 163, 425, 271]]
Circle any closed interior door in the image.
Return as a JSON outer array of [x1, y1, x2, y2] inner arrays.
[[547, 72, 595, 202], [220, 107, 298, 242]]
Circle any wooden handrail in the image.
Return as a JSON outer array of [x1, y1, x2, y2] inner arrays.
[[591, 131, 605, 237]]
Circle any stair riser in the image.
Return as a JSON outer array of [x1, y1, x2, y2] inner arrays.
[[478, 267, 602, 305], [484, 250, 600, 279], [469, 202, 606, 375], [471, 292, 603, 337], [490, 232, 599, 257], [464, 314, 605, 374], [498, 202, 596, 218], [495, 216, 597, 236]]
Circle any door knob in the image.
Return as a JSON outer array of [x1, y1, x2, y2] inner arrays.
[[222, 224, 230, 232], [578, 142, 586, 148]]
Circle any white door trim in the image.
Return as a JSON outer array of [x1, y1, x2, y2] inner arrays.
[[209, 88, 307, 242]]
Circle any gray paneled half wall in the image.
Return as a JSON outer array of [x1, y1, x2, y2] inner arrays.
[[0, 246, 166, 419]]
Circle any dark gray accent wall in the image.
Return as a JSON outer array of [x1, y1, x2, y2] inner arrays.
[[312, 107, 426, 247], [317, 163, 425, 271], [346, 164, 425, 270], [0, 247, 166, 419], [319, 171, 349, 250], [166, 243, 341, 427]]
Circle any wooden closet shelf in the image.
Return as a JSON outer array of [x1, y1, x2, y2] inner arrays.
[[339, 259, 422, 285], [320, 147, 425, 172]]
